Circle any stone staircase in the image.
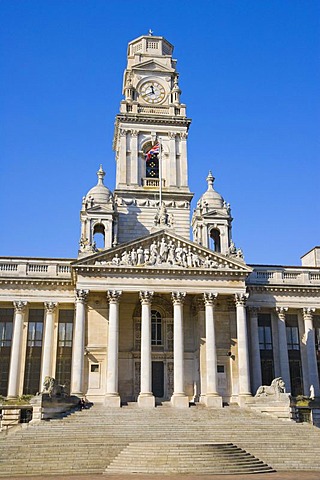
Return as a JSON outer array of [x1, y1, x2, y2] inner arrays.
[[1, 403, 320, 476], [106, 442, 274, 475]]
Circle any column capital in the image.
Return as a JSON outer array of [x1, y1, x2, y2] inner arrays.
[[276, 306, 288, 319], [303, 307, 316, 320], [172, 292, 186, 305], [13, 301, 27, 313], [44, 302, 58, 313], [75, 289, 89, 303], [107, 290, 122, 304], [234, 293, 249, 307], [203, 292, 218, 306], [139, 291, 154, 305]]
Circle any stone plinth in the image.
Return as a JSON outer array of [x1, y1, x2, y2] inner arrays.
[[104, 394, 121, 408], [204, 394, 223, 408], [171, 394, 189, 408]]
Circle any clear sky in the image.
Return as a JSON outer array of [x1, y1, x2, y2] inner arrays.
[[1, 0, 319, 265]]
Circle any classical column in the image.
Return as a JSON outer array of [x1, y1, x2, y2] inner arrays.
[[105, 290, 122, 407], [249, 306, 262, 394], [138, 291, 155, 408], [71, 289, 89, 395], [171, 292, 189, 408], [7, 301, 28, 398], [203, 293, 222, 407], [40, 302, 58, 389], [276, 307, 291, 392], [303, 308, 320, 397], [235, 293, 251, 404]]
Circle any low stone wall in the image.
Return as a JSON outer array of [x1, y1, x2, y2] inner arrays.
[[30, 394, 80, 421]]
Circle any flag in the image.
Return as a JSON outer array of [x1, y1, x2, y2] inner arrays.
[[146, 143, 160, 160]]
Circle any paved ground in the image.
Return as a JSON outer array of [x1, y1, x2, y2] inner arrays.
[[1, 473, 320, 480]]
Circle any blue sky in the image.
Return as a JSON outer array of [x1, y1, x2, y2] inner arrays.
[[1, 0, 319, 265]]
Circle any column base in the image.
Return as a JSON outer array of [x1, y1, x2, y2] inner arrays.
[[104, 394, 121, 408], [138, 394, 155, 408], [171, 394, 189, 408], [238, 394, 252, 408], [204, 394, 223, 408]]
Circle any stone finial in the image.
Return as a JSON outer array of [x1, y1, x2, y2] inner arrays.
[[206, 171, 215, 190], [97, 165, 106, 185]]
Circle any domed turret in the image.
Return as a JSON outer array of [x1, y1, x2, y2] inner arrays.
[[85, 165, 113, 206], [198, 171, 224, 209], [78, 166, 116, 257], [191, 171, 233, 255]]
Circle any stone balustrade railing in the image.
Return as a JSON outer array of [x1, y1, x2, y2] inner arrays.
[[0, 258, 73, 279], [247, 266, 320, 286]]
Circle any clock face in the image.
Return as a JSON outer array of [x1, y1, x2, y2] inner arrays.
[[140, 81, 166, 104]]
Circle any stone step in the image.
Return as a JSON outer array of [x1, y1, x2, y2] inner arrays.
[[106, 442, 274, 475]]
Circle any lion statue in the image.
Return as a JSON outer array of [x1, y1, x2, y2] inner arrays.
[[41, 376, 67, 397], [255, 377, 286, 397]]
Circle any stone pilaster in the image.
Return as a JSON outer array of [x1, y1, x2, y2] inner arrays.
[[171, 292, 189, 408], [276, 307, 291, 393], [105, 290, 122, 407], [235, 293, 251, 404], [303, 307, 320, 397], [249, 306, 262, 394], [203, 293, 222, 407], [71, 289, 89, 396], [7, 301, 27, 398], [40, 302, 58, 389], [130, 130, 139, 185], [138, 291, 155, 408]]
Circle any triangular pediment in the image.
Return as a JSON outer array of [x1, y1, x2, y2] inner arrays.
[[133, 59, 174, 73], [203, 209, 231, 220], [72, 230, 252, 275]]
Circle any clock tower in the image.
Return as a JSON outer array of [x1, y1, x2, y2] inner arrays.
[[113, 34, 193, 245]]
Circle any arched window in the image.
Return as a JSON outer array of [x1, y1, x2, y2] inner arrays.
[[151, 310, 162, 345], [146, 155, 159, 178], [93, 224, 105, 249], [210, 228, 221, 253]]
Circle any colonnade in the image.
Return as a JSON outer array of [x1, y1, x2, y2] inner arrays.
[[4, 291, 320, 404], [249, 306, 320, 397]]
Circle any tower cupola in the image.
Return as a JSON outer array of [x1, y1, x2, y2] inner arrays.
[[78, 166, 116, 257]]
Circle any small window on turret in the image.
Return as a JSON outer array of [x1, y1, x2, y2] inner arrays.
[[93, 224, 105, 250], [210, 228, 221, 253]]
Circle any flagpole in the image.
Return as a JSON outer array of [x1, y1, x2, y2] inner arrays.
[[159, 140, 162, 206]]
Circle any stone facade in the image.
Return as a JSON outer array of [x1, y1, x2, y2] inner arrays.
[[1, 34, 320, 408]]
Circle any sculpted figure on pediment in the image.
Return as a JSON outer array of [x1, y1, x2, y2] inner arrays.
[[101, 236, 237, 271]]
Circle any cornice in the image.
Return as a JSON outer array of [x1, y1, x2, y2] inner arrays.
[[247, 285, 320, 296], [115, 114, 191, 128], [0, 279, 73, 287], [73, 264, 249, 279]]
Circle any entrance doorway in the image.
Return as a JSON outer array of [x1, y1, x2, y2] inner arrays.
[[152, 361, 164, 398]]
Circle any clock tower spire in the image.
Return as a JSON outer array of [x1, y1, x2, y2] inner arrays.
[[113, 34, 193, 244]]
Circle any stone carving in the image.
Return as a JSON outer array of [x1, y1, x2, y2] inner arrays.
[[41, 376, 68, 397], [101, 237, 232, 270], [154, 203, 173, 228], [75, 289, 89, 303], [255, 377, 286, 397], [172, 291, 186, 305], [226, 240, 244, 260], [234, 293, 249, 307], [13, 301, 27, 313]]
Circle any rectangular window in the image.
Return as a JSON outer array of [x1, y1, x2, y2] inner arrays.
[[0, 308, 14, 396], [55, 309, 74, 389], [258, 314, 273, 350], [23, 309, 44, 395]]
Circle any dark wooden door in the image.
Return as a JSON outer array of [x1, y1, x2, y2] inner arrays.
[[152, 361, 164, 398]]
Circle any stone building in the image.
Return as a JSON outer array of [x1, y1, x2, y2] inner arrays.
[[0, 34, 320, 408]]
